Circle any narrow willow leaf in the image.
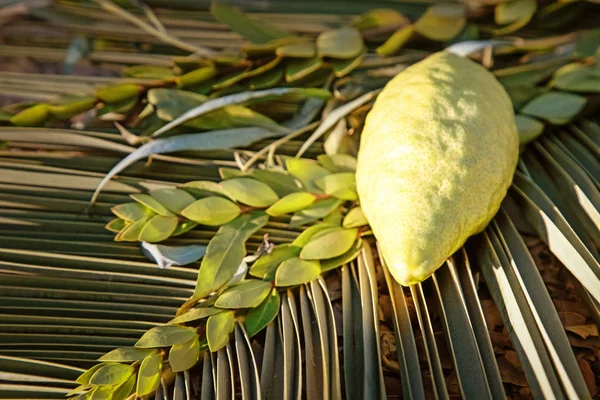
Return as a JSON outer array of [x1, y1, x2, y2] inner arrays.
[[317, 154, 357, 173], [149, 189, 196, 214], [343, 207, 368, 228], [176, 66, 217, 87], [249, 67, 284, 89], [215, 280, 272, 309], [115, 216, 151, 242], [316, 172, 358, 200], [90, 127, 282, 205], [210, 1, 293, 44], [138, 215, 178, 243], [321, 238, 363, 272], [96, 84, 139, 104], [277, 42, 316, 58], [131, 193, 174, 217], [249, 244, 302, 280], [516, 114, 545, 144], [124, 65, 174, 80], [301, 227, 358, 260], [245, 288, 280, 337], [220, 178, 279, 207], [169, 336, 200, 373], [135, 325, 197, 348], [49, 97, 96, 119], [244, 57, 282, 79], [195, 212, 269, 298], [99, 348, 156, 363], [266, 192, 316, 216], [275, 257, 320, 286], [376, 25, 414, 56], [317, 27, 364, 59], [181, 197, 241, 226], [521, 91, 587, 125], [290, 198, 343, 226], [179, 180, 231, 199], [105, 218, 127, 233], [77, 364, 104, 384], [207, 310, 236, 352], [141, 243, 206, 269], [285, 57, 324, 82], [414, 4, 467, 41], [293, 223, 337, 247], [111, 202, 154, 222], [284, 158, 330, 193], [136, 353, 162, 397], [169, 307, 222, 324], [113, 373, 136, 400], [331, 50, 366, 77], [90, 363, 133, 386], [150, 87, 330, 138]]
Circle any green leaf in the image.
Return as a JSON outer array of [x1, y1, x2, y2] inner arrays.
[[550, 63, 600, 93], [149, 188, 196, 214], [284, 158, 330, 193], [317, 27, 364, 59], [99, 348, 156, 362], [266, 192, 316, 216], [316, 172, 358, 200], [135, 325, 197, 348], [292, 222, 337, 247], [277, 42, 316, 58], [179, 180, 231, 199], [352, 8, 408, 32], [321, 238, 363, 272], [249, 244, 302, 280], [494, 0, 536, 35], [290, 198, 342, 226], [169, 336, 200, 372], [516, 114, 545, 144], [76, 364, 104, 384], [176, 66, 217, 88], [10, 104, 51, 126], [414, 4, 466, 41], [285, 57, 324, 82], [215, 280, 272, 309], [172, 220, 199, 236], [521, 91, 587, 125], [181, 196, 241, 226], [331, 51, 366, 77], [245, 288, 280, 337], [574, 28, 600, 58], [220, 178, 279, 207], [249, 67, 284, 89], [376, 25, 414, 56], [210, 1, 293, 44], [105, 218, 127, 233], [343, 207, 368, 228], [275, 257, 321, 286], [96, 84, 139, 104], [207, 310, 236, 352], [136, 353, 162, 397], [113, 373, 136, 400], [138, 215, 178, 243], [124, 65, 174, 80], [111, 202, 154, 222], [90, 363, 134, 386], [49, 97, 96, 119], [252, 169, 304, 196], [169, 306, 222, 324], [195, 212, 269, 298], [89, 385, 113, 400], [115, 216, 151, 242], [300, 227, 358, 260]]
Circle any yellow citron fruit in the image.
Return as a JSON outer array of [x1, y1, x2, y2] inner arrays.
[[356, 51, 518, 286]]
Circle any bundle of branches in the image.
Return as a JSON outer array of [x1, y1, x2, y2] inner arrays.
[[0, 1, 599, 399]]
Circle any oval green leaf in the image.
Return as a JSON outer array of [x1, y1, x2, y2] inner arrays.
[[275, 257, 321, 286], [90, 363, 134, 386], [138, 215, 178, 243], [317, 26, 364, 59], [521, 91, 587, 125], [215, 280, 272, 309], [219, 178, 279, 207], [343, 206, 368, 228], [300, 227, 358, 260], [130, 193, 175, 217], [135, 325, 197, 348], [149, 188, 196, 214], [99, 348, 156, 363], [169, 335, 200, 373], [111, 202, 155, 222], [169, 306, 222, 324], [266, 192, 316, 216], [245, 288, 280, 337], [113, 373, 136, 400], [316, 172, 358, 200], [249, 244, 301, 280], [136, 353, 162, 397], [317, 154, 357, 173], [414, 4, 466, 41], [207, 310, 236, 352], [181, 196, 241, 226]]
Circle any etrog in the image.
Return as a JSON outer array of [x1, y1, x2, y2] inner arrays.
[[356, 51, 518, 286]]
